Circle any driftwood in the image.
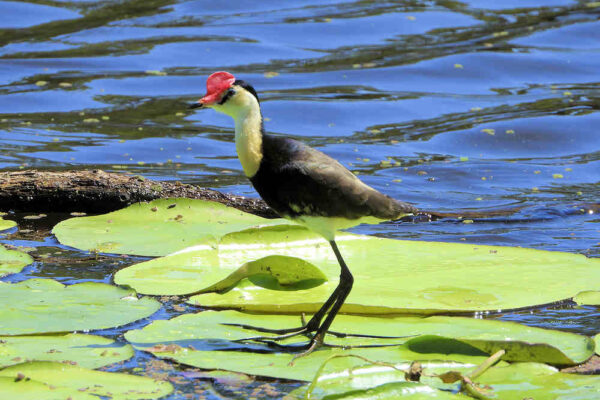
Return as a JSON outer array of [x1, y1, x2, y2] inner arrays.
[[0, 169, 277, 217]]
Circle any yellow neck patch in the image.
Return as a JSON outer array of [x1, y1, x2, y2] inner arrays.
[[235, 103, 263, 177], [211, 87, 264, 177]]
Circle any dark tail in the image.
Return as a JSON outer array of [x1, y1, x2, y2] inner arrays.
[[397, 203, 598, 224]]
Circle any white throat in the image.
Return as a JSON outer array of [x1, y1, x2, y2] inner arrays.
[[232, 95, 263, 178]]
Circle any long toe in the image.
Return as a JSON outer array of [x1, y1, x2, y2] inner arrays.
[[233, 326, 312, 344], [222, 322, 311, 336]]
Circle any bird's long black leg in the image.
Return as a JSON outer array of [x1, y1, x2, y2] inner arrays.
[[292, 240, 353, 358], [230, 240, 350, 343], [302, 240, 353, 331], [228, 284, 342, 338]]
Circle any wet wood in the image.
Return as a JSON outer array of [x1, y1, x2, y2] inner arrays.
[[0, 169, 277, 217]]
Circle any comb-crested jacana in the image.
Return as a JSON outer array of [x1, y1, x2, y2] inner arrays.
[[190, 71, 417, 357]]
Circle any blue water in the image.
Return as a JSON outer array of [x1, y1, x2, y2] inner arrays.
[[0, 0, 599, 397]]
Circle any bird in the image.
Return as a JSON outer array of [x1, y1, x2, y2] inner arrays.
[[190, 71, 417, 357]]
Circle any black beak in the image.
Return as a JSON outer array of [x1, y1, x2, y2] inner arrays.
[[188, 102, 203, 109]]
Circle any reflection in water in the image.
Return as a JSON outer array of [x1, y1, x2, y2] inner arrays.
[[0, 0, 599, 396]]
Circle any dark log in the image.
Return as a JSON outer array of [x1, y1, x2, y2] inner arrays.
[[0, 169, 277, 217]]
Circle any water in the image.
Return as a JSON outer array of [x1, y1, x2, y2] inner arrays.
[[0, 0, 599, 397]]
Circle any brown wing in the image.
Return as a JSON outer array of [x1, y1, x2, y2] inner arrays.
[[251, 135, 417, 220]]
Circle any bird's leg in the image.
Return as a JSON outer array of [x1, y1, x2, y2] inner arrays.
[[229, 284, 345, 343], [227, 285, 341, 338], [291, 240, 353, 360], [231, 240, 352, 345]]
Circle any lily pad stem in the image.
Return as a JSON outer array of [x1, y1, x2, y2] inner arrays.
[[461, 349, 506, 400], [468, 349, 505, 380]]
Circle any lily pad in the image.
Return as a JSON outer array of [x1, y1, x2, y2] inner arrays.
[[0, 361, 173, 399], [573, 290, 600, 305], [153, 225, 600, 314], [291, 381, 463, 399], [0, 279, 161, 335], [0, 217, 16, 232], [115, 251, 327, 296], [125, 341, 480, 383], [0, 376, 98, 400], [124, 310, 590, 380], [0, 245, 33, 277], [473, 362, 600, 399], [128, 310, 592, 365], [287, 360, 474, 400], [53, 198, 286, 256], [0, 334, 134, 369], [289, 360, 600, 399], [124, 312, 493, 381]]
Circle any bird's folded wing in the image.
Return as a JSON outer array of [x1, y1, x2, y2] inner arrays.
[[255, 137, 416, 220]]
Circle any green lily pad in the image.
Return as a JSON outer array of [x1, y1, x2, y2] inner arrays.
[[125, 341, 481, 383], [290, 360, 600, 400], [53, 198, 286, 256], [0, 217, 16, 232], [0, 279, 161, 335], [125, 310, 589, 380], [150, 225, 600, 314], [0, 376, 98, 400], [291, 381, 463, 399], [287, 360, 474, 400], [126, 310, 591, 366], [474, 362, 600, 399], [0, 245, 33, 278], [0, 361, 173, 399], [0, 334, 134, 369], [199, 254, 328, 293], [573, 290, 600, 305], [124, 312, 494, 381], [115, 251, 327, 295]]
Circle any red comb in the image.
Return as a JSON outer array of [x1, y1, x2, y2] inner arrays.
[[200, 71, 236, 104]]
